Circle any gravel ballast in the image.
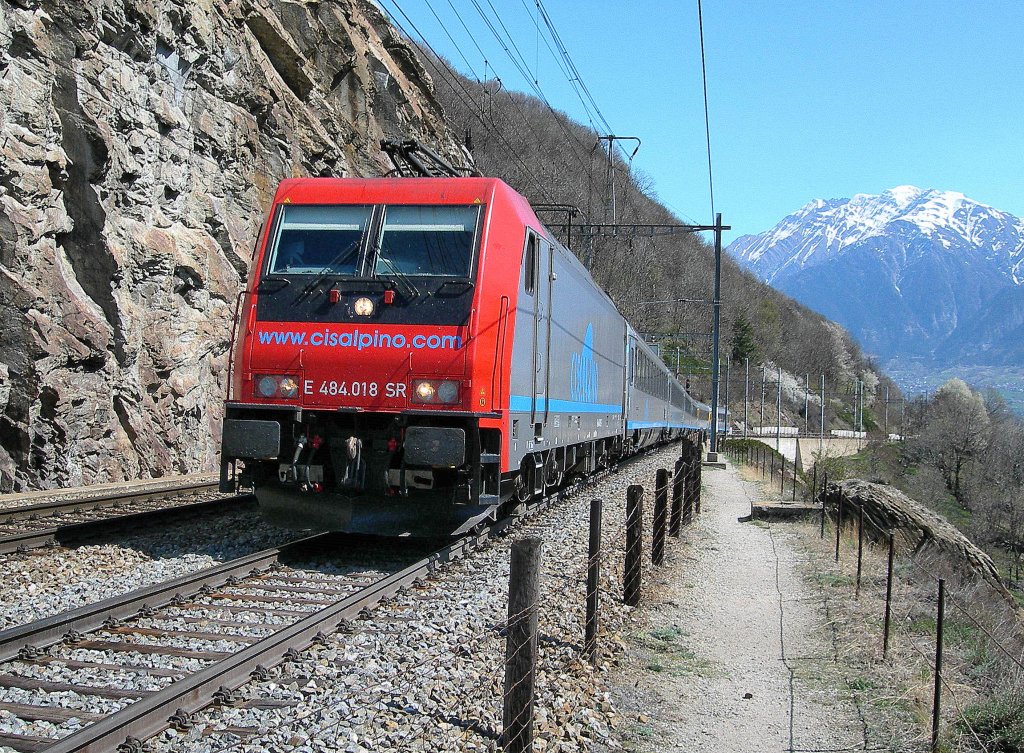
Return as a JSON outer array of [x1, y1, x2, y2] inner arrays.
[[0, 512, 308, 629], [133, 447, 683, 753]]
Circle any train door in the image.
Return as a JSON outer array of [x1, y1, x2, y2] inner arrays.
[[530, 235, 550, 439], [623, 332, 633, 427], [542, 240, 554, 425]]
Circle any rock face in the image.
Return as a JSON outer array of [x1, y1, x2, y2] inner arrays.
[[0, 0, 462, 491]]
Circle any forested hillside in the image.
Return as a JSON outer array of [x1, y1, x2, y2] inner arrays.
[[420, 56, 895, 424]]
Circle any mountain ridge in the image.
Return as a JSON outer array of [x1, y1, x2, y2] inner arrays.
[[728, 187, 1024, 370]]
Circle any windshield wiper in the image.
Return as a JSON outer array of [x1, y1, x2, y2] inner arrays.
[[374, 254, 420, 300], [257, 277, 290, 293], [301, 236, 363, 296]]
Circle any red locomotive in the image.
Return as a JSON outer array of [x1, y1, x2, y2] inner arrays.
[[220, 176, 712, 534]]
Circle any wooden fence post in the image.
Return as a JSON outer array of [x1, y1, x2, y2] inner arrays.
[[883, 533, 895, 658], [624, 486, 643, 606], [503, 537, 543, 753], [585, 500, 602, 664], [835, 492, 843, 562], [653, 469, 669, 565], [670, 459, 683, 537], [931, 579, 946, 753], [694, 458, 703, 515]]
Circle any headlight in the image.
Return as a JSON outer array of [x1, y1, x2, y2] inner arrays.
[[257, 376, 278, 398], [278, 377, 299, 398], [437, 380, 459, 403], [254, 374, 300, 399], [414, 381, 436, 402], [353, 296, 375, 316], [411, 379, 460, 405]]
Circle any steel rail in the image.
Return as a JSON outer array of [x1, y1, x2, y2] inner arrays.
[[0, 482, 220, 524], [42, 540, 475, 752], [7, 438, 676, 752], [0, 521, 312, 664], [0, 495, 255, 555]]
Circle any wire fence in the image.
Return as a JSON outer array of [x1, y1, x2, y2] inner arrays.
[[722, 438, 1024, 753], [722, 438, 811, 505]]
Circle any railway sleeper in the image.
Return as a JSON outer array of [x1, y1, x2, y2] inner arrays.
[[0, 730, 56, 753], [0, 674, 152, 700], [0, 700, 105, 723]]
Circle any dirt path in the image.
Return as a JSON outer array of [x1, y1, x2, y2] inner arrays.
[[609, 461, 871, 752]]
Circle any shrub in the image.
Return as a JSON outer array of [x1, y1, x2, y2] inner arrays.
[[960, 692, 1024, 752]]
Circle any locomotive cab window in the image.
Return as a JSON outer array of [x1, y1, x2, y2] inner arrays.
[[524, 233, 538, 294], [374, 205, 479, 277], [267, 205, 372, 275]]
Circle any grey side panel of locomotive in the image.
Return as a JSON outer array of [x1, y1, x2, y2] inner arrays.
[[507, 231, 626, 471]]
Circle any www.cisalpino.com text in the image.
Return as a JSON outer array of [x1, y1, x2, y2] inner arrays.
[[256, 329, 464, 351]]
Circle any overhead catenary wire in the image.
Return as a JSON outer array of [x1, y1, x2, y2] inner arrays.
[[529, 0, 704, 220], [382, 0, 580, 194], [696, 0, 716, 221], [513, 0, 599, 133], [379, 0, 556, 203], [441, 0, 493, 77], [474, 0, 535, 93], [534, 0, 614, 137], [465, 0, 598, 176], [394, 0, 607, 199], [419, 0, 483, 80]]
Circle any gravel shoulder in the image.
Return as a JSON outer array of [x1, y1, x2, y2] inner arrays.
[[0, 448, 682, 753], [607, 460, 872, 752]]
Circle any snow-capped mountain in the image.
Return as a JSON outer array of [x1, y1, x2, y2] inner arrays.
[[728, 187, 1024, 368]]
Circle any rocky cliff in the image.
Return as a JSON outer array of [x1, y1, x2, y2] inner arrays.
[[0, 0, 462, 491]]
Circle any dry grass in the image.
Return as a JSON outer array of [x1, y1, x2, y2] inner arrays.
[[722, 444, 1024, 752], [796, 512, 1024, 752]]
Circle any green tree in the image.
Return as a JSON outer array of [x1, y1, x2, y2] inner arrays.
[[730, 314, 757, 364]]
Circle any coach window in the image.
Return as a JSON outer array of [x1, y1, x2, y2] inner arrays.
[[524, 234, 538, 294], [375, 205, 479, 277], [267, 205, 372, 275]]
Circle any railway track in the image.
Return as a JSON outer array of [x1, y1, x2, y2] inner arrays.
[[0, 483, 251, 555], [0, 439, 685, 753], [0, 480, 573, 753]]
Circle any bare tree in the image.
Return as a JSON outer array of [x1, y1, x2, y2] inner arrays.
[[916, 378, 991, 506], [971, 424, 1024, 581]]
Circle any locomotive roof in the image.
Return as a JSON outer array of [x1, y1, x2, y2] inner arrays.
[[271, 177, 532, 212]]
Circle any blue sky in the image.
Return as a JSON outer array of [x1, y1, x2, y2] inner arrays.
[[378, 1, 1024, 242]]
